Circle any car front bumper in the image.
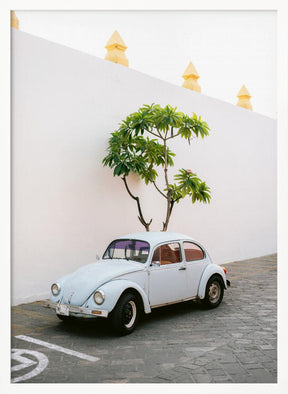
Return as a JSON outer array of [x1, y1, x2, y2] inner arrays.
[[43, 300, 109, 318]]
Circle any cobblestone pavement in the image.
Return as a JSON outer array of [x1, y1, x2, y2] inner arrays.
[[11, 254, 277, 383]]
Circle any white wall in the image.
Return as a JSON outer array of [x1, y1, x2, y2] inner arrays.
[[11, 30, 277, 305]]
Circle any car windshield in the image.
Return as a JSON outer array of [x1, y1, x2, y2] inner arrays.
[[103, 239, 150, 264]]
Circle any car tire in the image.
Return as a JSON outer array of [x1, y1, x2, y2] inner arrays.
[[203, 275, 224, 308], [110, 293, 139, 335]]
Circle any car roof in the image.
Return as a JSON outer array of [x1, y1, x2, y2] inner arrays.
[[118, 231, 201, 249]]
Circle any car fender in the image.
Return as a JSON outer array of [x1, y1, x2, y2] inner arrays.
[[198, 264, 227, 299], [50, 273, 74, 304], [87, 279, 151, 314]]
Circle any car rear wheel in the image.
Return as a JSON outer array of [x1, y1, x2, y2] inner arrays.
[[110, 293, 139, 335], [203, 275, 224, 308]]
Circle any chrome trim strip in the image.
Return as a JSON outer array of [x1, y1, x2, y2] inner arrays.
[[150, 296, 198, 309], [44, 301, 109, 318]]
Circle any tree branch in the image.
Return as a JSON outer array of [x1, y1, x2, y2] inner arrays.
[[121, 176, 152, 231], [163, 139, 170, 189], [169, 200, 175, 215], [155, 127, 163, 139], [174, 196, 182, 203], [152, 181, 168, 199], [162, 136, 174, 231], [166, 130, 181, 140], [122, 175, 137, 200], [146, 129, 162, 139]]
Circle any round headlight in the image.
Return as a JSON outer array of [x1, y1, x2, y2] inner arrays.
[[93, 290, 105, 305], [51, 283, 61, 296]]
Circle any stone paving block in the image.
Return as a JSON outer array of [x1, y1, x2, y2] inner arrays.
[[262, 349, 277, 358], [229, 374, 259, 383], [247, 368, 276, 383], [193, 373, 213, 383], [111, 358, 144, 366], [121, 371, 143, 379], [184, 366, 207, 374], [236, 354, 263, 364], [191, 357, 214, 366], [161, 363, 175, 370], [214, 352, 239, 363], [173, 374, 195, 383], [262, 361, 277, 373], [205, 361, 226, 370], [220, 362, 247, 375], [207, 368, 226, 376], [212, 375, 233, 383], [239, 363, 263, 370]]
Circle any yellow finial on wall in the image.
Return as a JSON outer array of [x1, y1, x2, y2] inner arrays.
[[237, 85, 253, 110], [11, 11, 19, 29], [182, 62, 201, 93], [105, 30, 129, 67]]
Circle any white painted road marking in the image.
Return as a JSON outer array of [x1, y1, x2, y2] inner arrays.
[[11, 350, 37, 372], [11, 348, 49, 383], [15, 335, 100, 362]]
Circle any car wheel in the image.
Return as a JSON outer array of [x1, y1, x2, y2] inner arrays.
[[203, 275, 224, 308], [110, 293, 139, 335]]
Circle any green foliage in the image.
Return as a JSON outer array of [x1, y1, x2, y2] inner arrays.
[[173, 169, 211, 204], [102, 103, 211, 230], [102, 131, 175, 182], [111, 103, 210, 140], [178, 113, 210, 140]]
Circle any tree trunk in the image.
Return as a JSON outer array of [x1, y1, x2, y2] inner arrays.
[[162, 191, 172, 231], [122, 176, 152, 231], [162, 137, 172, 231]]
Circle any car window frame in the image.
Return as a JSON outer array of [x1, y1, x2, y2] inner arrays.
[[102, 238, 151, 263], [182, 240, 206, 262], [150, 241, 183, 267]]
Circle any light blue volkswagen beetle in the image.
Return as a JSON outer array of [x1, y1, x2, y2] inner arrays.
[[47, 232, 230, 335]]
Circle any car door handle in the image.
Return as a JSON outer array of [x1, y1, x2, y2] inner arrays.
[[179, 266, 186, 270]]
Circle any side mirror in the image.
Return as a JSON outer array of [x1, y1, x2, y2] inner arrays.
[[151, 261, 160, 267], [95, 254, 100, 261]]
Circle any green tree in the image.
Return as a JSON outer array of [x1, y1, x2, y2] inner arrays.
[[103, 104, 211, 231]]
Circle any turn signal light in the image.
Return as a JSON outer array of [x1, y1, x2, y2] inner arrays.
[[222, 267, 227, 274]]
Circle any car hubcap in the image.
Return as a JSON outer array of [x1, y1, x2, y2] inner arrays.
[[208, 282, 221, 304], [123, 300, 137, 328]]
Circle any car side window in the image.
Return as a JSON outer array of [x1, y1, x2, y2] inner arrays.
[[183, 242, 204, 261], [152, 242, 182, 265]]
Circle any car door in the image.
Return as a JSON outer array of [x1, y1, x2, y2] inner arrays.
[[148, 242, 187, 306], [183, 241, 208, 297]]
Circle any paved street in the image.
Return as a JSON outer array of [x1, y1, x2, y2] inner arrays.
[[11, 254, 277, 383]]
